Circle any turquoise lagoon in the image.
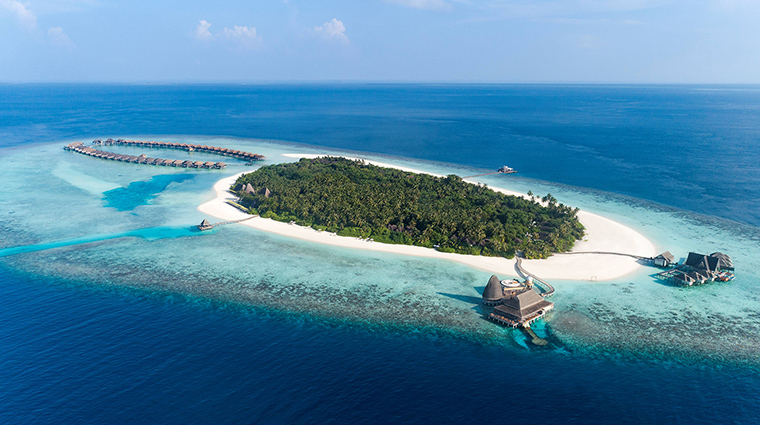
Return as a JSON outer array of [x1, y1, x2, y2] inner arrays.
[[2, 136, 759, 365]]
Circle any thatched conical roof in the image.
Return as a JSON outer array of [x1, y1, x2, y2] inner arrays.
[[245, 183, 255, 194], [200, 219, 210, 227], [482, 275, 504, 303], [261, 187, 271, 197]]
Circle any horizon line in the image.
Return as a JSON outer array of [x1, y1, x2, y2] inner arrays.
[[2, 80, 760, 86]]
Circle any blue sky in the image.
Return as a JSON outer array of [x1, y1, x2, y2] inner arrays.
[[1, 0, 759, 83]]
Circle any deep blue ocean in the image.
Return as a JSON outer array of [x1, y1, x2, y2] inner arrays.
[[1, 84, 760, 424]]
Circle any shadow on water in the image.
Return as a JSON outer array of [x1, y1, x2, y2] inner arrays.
[[0, 226, 207, 258], [437, 292, 483, 306]]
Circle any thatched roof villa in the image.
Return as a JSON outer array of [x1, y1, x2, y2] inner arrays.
[[657, 251, 734, 286], [685, 252, 720, 272], [653, 251, 675, 267], [710, 252, 734, 271]]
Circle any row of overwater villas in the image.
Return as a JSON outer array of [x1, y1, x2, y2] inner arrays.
[[655, 251, 734, 286], [65, 142, 227, 169], [95, 138, 265, 162], [482, 275, 554, 328]]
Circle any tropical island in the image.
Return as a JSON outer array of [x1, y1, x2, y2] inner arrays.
[[231, 157, 585, 259]]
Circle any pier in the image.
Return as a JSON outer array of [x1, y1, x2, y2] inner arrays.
[[462, 166, 517, 179], [553, 251, 653, 262], [64, 138, 266, 168], [515, 255, 555, 297], [197, 217, 254, 230]]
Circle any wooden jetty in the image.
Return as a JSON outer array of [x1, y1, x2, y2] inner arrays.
[[197, 216, 254, 230], [553, 251, 653, 262], [462, 166, 517, 179], [64, 138, 266, 168], [515, 256, 555, 297]]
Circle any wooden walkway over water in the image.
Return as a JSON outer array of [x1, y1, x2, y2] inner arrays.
[[515, 256, 555, 297], [554, 251, 653, 261], [198, 216, 254, 230], [64, 138, 265, 169], [462, 170, 517, 179]]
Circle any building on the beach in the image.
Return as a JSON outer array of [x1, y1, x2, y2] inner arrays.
[[653, 251, 675, 267], [244, 183, 255, 195], [482, 274, 553, 328]]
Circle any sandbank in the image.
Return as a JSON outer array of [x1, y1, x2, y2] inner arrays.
[[197, 154, 658, 281]]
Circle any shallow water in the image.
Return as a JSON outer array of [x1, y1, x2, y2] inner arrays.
[[1, 137, 758, 367], [2, 85, 760, 422]]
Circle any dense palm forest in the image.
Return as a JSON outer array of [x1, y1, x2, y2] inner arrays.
[[234, 157, 585, 259]]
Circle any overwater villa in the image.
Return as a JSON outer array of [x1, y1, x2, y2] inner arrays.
[[653, 251, 676, 268], [482, 275, 554, 328], [64, 138, 267, 168], [656, 251, 735, 286]]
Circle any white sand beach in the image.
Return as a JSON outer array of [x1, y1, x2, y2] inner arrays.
[[197, 154, 658, 282]]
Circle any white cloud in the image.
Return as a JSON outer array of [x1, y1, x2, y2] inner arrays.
[[222, 25, 258, 41], [194, 20, 262, 49], [0, 0, 37, 30], [48, 26, 74, 47], [312, 18, 349, 44], [221, 25, 262, 49], [384, 0, 450, 10], [195, 19, 214, 40]]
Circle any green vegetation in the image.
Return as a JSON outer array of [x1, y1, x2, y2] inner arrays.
[[234, 157, 585, 259]]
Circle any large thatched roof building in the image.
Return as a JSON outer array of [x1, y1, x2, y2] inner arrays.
[[482, 274, 553, 328], [684, 252, 720, 272], [491, 288, 554, 327]]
